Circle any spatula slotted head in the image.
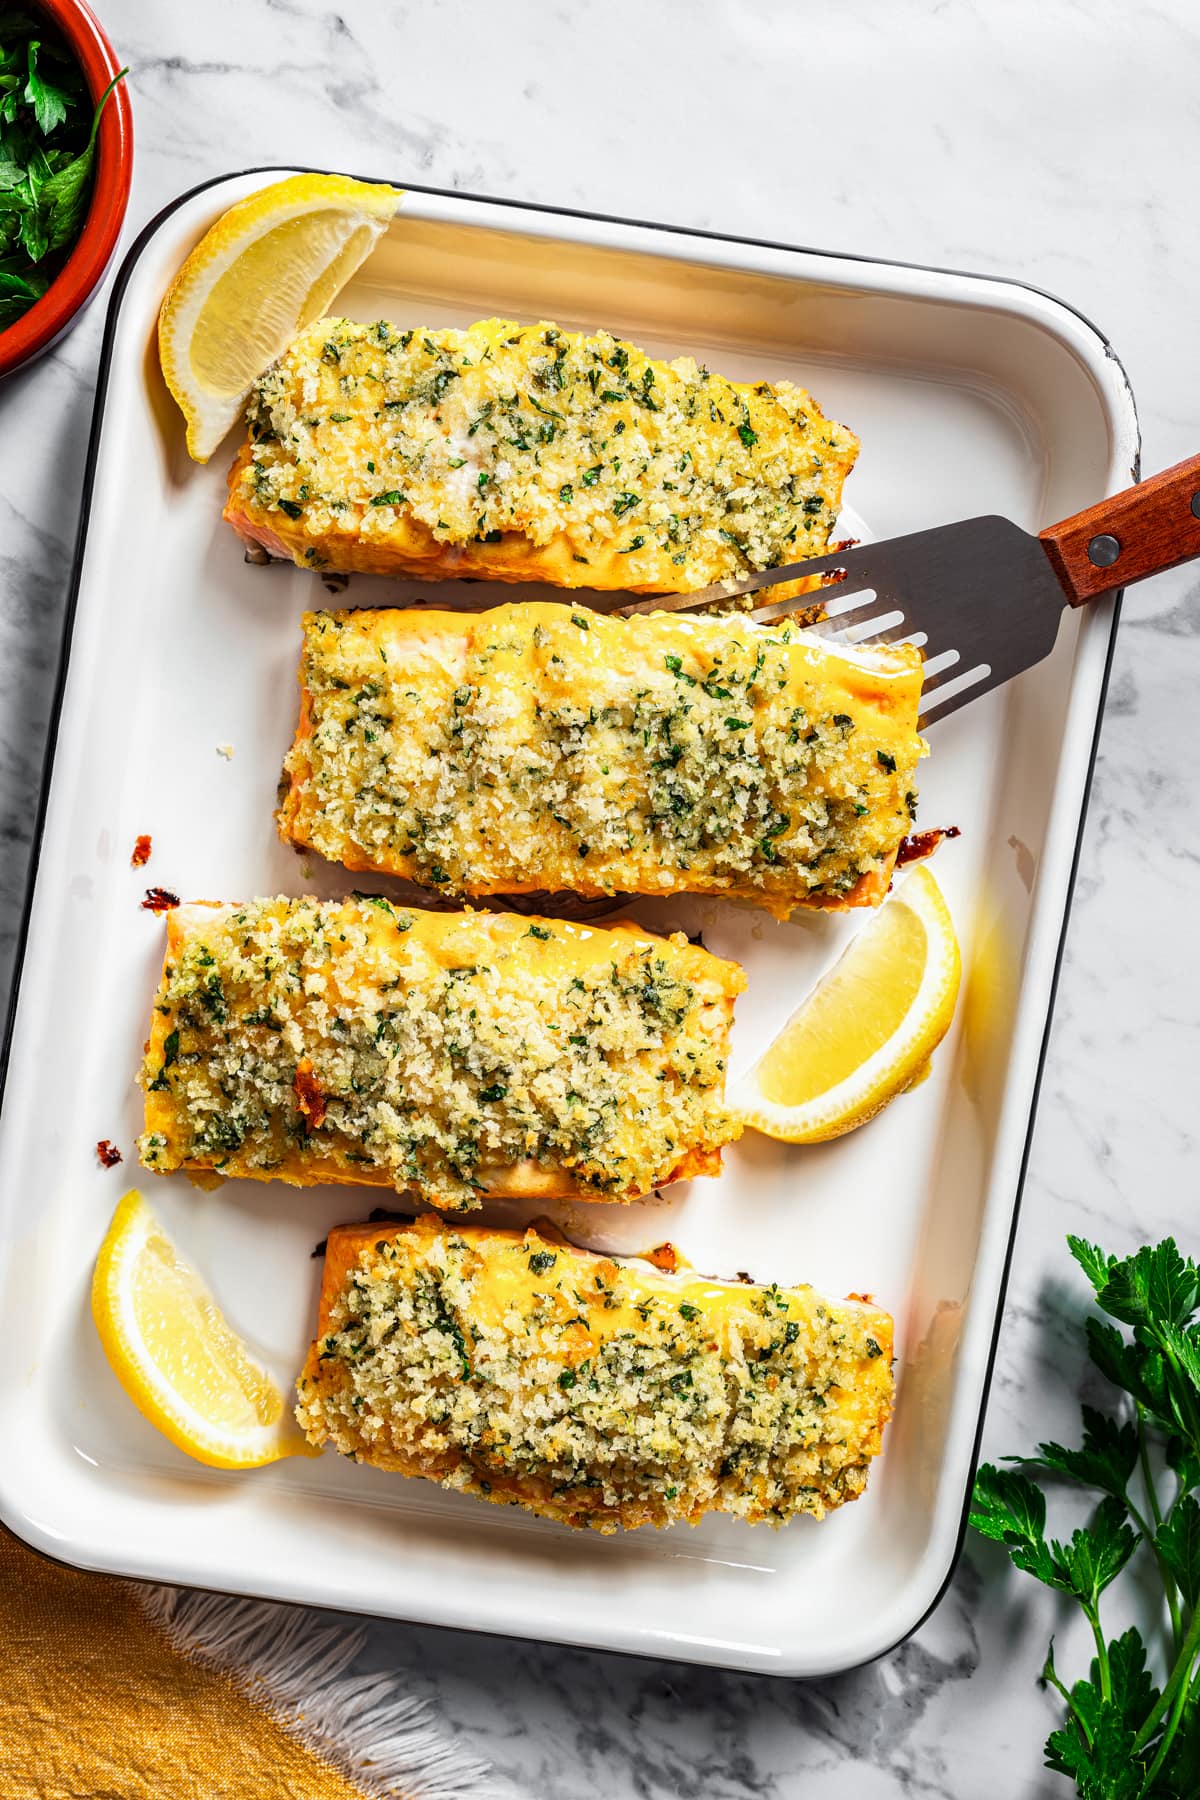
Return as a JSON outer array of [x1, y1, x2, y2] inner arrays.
[[751, 517, 1070, 729]]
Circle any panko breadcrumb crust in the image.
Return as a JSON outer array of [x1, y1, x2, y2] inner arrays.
[[297, 1215, 895, 1532], [279, 603, 925, 915], [224, 316, 859, 593], [138, 898, 744, 1209]]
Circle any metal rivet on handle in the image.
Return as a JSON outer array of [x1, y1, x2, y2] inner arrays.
[[1191, 492, 1200, 520], [1087, 533, 1121, 568]]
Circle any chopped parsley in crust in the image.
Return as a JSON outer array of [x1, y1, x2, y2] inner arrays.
[[296, 1215, 895, 1532], [137, 899, 744, 1209], [279, 603, 926, 914], [224, 316, 858, 592]]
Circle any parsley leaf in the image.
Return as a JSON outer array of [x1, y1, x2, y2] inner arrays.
[[1069, 1234, 1116, 1294], [148, 1028, 179, 1091], [1054, 1498, 1138, 1606], [1091, 1238, 1200, 1332], [1086, 1315, 1169, 1416], [1014, 1405, 1139, 1502], [24, 42, 70, 135], [1106, 1628, 1160, 1731], [0, 20, 126, 330], [1167, 1435, 1200, 1496], [1157, 1494, 1200, 1608], [1159, 1320, 1200, 1397], [1161, 1698, 1200, 1795], [969, 1465, 1065, 1588], [973, 1234, 1200, 1800], [1045, 1704, 1144, 1800]]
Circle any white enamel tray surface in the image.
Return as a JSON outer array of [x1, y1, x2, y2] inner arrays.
[[0, 171, 1136, 1677]]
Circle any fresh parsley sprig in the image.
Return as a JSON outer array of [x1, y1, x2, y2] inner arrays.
[[971, 1237, 1200, 1798], [0, 14, 127, 332]]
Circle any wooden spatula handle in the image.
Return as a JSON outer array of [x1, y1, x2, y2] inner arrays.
[[1039, 451, 1200, 606]]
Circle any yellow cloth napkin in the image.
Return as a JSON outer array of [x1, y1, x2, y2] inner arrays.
[[0, 1526, 462, 1800]]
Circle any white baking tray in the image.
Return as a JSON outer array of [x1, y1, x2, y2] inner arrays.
[[0, 170, 1136, 1676]]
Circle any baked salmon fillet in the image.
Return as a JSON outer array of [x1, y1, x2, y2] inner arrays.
[[279, 603, 926, 914], [137, 898, 744, 1209], [297, 1214, 894, 1532], [224, 316, 858, 593]]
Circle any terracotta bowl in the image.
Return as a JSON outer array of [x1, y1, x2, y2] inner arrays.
[[0, 0, 133, 379]]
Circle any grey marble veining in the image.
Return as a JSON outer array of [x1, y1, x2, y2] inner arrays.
[[2, 2, 1198, 1794]]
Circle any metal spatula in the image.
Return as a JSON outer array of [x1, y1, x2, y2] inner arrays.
[[617, 453, 1200, 730]]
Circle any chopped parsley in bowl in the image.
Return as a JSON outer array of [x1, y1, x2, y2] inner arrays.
[[0, 11, 126, 333]]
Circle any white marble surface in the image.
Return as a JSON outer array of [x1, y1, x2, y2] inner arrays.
[[2, 2, 1198, 1794]]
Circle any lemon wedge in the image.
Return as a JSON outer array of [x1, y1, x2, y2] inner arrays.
[[158, 172, 402, 462], [732, 864, 962, 1143], [92, 1189, 316, 1468]]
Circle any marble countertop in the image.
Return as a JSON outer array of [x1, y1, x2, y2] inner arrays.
[[2, 2, 1198, 1794]]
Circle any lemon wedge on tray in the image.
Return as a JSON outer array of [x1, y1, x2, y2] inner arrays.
[[92, 1189, 316, 1469], [158, 171, 402, 463], [732, 864, 961, 1143]]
